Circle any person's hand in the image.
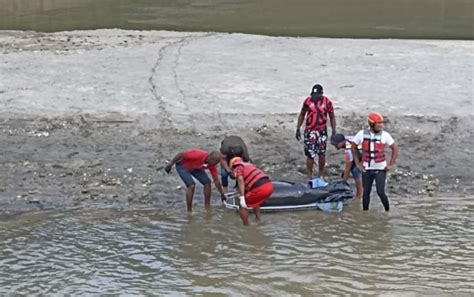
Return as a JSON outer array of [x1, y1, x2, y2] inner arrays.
[[356, 163, 366, 173], [385, 164, 395, 172], [221, 193, 227, 202], [164, 164, 172, 174], [239, 196, 248, 208], [228, 171, 235, 180], [295, 128, 301, 141]]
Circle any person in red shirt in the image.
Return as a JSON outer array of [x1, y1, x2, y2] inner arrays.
[[296, 84, 336, 180], [165, 150, 226, 212], [230, 157, 273, 225]]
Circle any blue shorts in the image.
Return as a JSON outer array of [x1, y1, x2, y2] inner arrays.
[[176, 163, 211, 188], [351, 165, 362, 180]]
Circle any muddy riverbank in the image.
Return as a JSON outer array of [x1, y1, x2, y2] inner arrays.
[[0, 30, 472, 214]]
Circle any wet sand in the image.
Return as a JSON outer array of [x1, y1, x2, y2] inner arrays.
[[0, 30, 472, 213]]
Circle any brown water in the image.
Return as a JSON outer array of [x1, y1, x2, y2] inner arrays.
[[1, 196, 473, 295], [0, 0, 472, 39]]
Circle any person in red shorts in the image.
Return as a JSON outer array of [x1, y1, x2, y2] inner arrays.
[[229, 157, 273, 225], [165, 149, 226, 212]]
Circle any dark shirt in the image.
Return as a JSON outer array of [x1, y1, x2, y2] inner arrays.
[[220, 136, 250, 162]]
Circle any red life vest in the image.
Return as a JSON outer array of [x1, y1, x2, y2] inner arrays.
[[362, 128, 386, 163], [304, 96, 330, 131], [239, 163, 269, 191]]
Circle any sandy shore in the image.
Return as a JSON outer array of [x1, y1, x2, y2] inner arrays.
[[0, 30, 472, 213]]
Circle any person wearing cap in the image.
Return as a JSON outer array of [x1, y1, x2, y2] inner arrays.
[[219, 135, 251, 193], [330, 133, 363, 200], [296, 84, 336, 180], [164, 149, 226, 212], [351, 112, 399, 211], [229, 157, 273, 225]]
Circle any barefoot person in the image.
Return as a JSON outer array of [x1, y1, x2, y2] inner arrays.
[[230, 157, 273, 225], [219, 135, 251, 193], [165, 150, 226, 212], [330, 133, 363, 200], [352, 112, 399, 211], [296, 84, 336, 180]]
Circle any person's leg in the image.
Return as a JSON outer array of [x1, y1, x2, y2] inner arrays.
[[191, 169, 212, 209], [175, 163, 196, 212], [362, 170, 376, 210], [254, 207, 261, 222], [318, 155, 326, 178], [355, 178, 363, 200], [375, 170, 390, 211], [220, 163, 229, 193], [306, 157, 314, 180], [246, 182, 273, 223], [316, 129, 328, 178], [351, 165, 363, 200], [239, 207, 249, 225], [304, 130, 316, 180], [203, 183, 211, 209], [185, 186, 195, 212]]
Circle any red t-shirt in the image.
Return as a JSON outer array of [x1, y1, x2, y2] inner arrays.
[[301, 96, 334, 131], [180, 150, 218, 178]]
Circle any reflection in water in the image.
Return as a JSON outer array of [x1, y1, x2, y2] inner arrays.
[[1, 196, 473, 295], [0, 0, 472, 39]]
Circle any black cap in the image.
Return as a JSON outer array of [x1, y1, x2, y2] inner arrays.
[[330, 133, 346, 145], [311, 84, 323, 95]]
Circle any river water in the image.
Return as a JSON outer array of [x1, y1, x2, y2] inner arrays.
[[1, 195, 473, 295], [0, 0, 473, 295], [0, 0, 473, 39]]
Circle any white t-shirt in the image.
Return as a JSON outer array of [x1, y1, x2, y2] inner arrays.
[[352, 129, 395, 170]]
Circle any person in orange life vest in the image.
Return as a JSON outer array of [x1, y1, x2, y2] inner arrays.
[[330, 133, 363, 200], [230, 157, 273, 226], [165, 150, 226, 212], [352, 112, 399, 211], [296, 84, 336, 180]]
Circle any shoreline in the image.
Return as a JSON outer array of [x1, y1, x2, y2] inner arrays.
[[0, 113, 471, 215], [0, 29, 472, 214]]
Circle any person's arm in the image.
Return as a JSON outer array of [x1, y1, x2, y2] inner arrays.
[[210, 166, 225, 196], [329, 111, 336, 136], [212, 174, 225, 196], [385, 143, 398, 171], [220, 158, 232, 175], [241, 143, 251, 163], [236, 176, 245, 197], [351, 143, 365, 173], [165, 152, 183, 173], [236, 175, 248, 208], [296, 108, 306, 141], [351, 131, 365, 173], [342, 161, 352, 181]]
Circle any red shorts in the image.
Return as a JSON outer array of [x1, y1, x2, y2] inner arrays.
[[245, 182, 273, 208]]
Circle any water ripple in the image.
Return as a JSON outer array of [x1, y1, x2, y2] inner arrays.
[[1, 196, 473, 295]]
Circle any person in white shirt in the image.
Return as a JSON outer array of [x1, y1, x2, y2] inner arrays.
[[352, 112, 398, 211]]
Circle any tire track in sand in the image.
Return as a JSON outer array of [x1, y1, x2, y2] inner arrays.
[[149, 33, 216, 132]]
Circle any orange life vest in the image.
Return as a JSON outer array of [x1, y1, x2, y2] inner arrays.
[[239, 163, 269, 191], [362, 128, 386, 163]]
